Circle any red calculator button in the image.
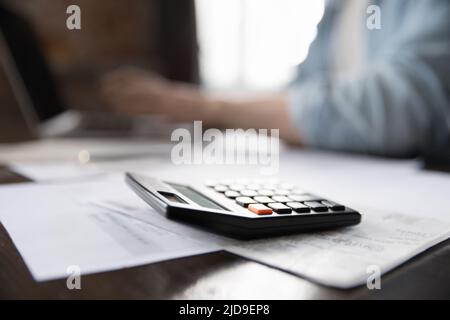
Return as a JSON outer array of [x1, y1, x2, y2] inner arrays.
[[248, 204, 273, 215]]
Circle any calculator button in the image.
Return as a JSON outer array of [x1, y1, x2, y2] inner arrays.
[[286, 202, 311, 213], [271, 196, 291, 203], [304, 201, 328, 212], [258, 189, 275, 196], [240, 190, 259, 197], [245, 184, 260, 190], [268, 203, 292, 214], [248, 204, 273, 215], [229, 184, 245, 191], [224, 191, 241, 199], [214, 185, 228, 193], [289, 194, 321, 202], [322, 200, 345, 211], [253, 196, 275, 204], [236, 197, 257, 207]]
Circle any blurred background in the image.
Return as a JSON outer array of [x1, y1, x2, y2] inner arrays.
[[0, 0, 324, 142]]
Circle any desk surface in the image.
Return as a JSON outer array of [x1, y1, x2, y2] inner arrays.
[[0, 166, 450, 299]]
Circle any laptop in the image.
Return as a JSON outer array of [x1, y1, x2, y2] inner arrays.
[[0, 4, 174, 139]]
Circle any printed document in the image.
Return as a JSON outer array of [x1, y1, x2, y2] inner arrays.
[[1, 153, 450, 287], [0, 178, 219, 281]]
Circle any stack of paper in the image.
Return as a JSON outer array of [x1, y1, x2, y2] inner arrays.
[[1, 174, 449, 288], [2, 142, 450, 288], [0, 178, 219, 281]]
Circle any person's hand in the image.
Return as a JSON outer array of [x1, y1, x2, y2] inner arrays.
[[100, 67, 302, 144], [101, 67, 214, 122]]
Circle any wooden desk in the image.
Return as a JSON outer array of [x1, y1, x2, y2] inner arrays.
[[0, 165, 449, 299]]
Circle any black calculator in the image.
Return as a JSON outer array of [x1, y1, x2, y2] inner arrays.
[[125, 172, 361, 239]]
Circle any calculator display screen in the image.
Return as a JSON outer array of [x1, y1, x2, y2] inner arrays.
[[168, 183, 229, 211]]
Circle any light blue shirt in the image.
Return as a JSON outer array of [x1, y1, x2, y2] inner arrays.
[[288, 0, 450, 157]]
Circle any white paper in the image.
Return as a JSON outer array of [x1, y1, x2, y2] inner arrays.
[[87, 196, 240, 248], [2, 147, 450, 287], [276, 150, 450, 222], [0, 179, 219, 281], [1, 176, 450, 287], [227, 209, 450, 288], [92, 189, 450, 288], [8, 146, 450, 223]]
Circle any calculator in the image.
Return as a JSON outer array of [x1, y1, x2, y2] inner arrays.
[[125, 172, 361, 239]]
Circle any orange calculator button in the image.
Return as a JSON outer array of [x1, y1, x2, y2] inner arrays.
[[248, 204, 273, 215]]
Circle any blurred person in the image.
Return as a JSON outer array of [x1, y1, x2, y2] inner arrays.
[[102, 0, 450, 157]]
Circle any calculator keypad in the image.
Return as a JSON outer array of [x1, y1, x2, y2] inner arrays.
[[206, 180, 346, 216]]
